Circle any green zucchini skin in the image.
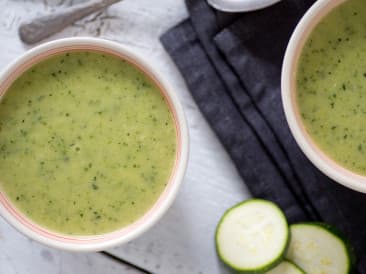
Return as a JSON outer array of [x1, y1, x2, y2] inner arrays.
[[288, 260, 306, 274], [286, 222, 354, 274], [215, 199, 290, 274]]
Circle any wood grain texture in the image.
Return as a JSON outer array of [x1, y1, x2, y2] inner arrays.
[[0, 217, 144, 274], [0, 1, 251, 273]]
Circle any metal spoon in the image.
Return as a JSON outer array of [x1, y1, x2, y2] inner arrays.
[[19, 0, 122, 45]]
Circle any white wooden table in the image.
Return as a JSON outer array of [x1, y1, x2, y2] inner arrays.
[[0, 1, 250, 273]]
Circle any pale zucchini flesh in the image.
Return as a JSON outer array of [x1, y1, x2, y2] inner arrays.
[[266, 260, 305, 274], [215, 199, 289, 273], [286, 223, 352, 274]]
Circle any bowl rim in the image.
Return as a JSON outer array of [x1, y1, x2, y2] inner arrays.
[[281, 0, 366, 193], [207, 0, 282, 12], [0, 37, 189, 251]]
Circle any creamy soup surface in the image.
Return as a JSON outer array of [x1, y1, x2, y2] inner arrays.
[[0, 51, 176, 235], [297, 0, 366, 175]]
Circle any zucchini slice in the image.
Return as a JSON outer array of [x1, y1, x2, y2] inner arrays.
[[266, 260, 305, 274], [286, 223, 353, 274], [215, 199, 289, 273]]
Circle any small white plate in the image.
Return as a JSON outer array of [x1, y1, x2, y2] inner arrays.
[[207, 0, 282, 12]]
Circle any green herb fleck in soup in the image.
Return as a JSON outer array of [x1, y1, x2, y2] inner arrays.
[[0, 51, 176, 235], [297, 0, 366, 175]]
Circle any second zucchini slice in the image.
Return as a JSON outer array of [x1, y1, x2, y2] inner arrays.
[[286, 223, 353, 274]]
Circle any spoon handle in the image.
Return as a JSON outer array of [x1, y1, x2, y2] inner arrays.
[[19, 0, 122, 44]]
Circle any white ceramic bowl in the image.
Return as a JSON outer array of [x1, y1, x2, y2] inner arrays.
[[208, 0, 281, 12], [0, 37, 189, 251], [281, 0, 366, 193]]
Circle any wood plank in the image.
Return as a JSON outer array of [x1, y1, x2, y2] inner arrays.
[[0, 218, 144, 274]]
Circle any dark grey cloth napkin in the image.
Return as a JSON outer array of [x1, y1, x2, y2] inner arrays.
[[161, 0, 366, 272]]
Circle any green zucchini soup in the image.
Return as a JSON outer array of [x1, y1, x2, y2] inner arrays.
[[0, 51, 177, 235], [296, 0, 366, 175]]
